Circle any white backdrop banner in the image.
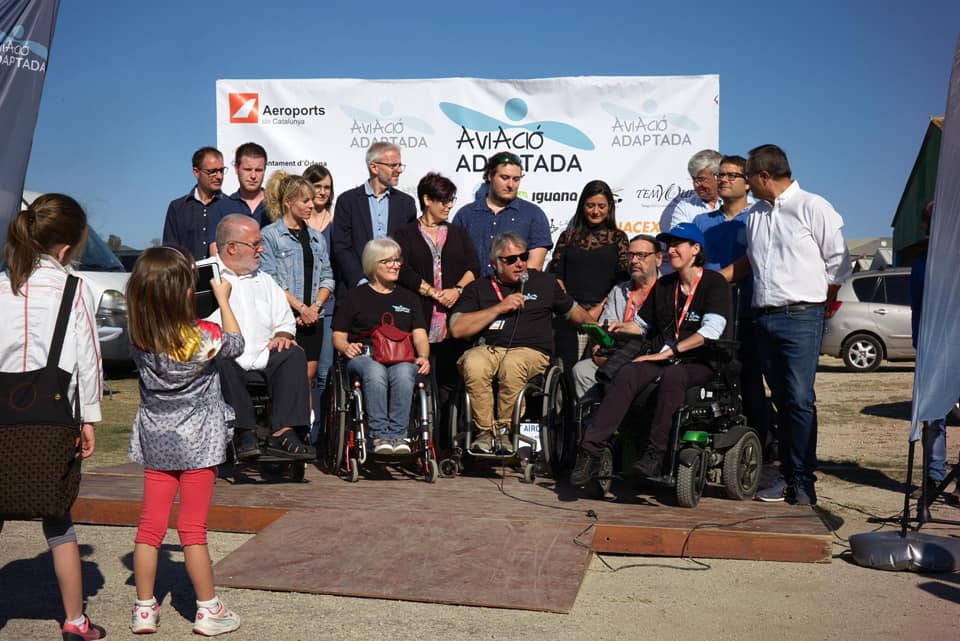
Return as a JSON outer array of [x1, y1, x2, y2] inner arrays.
[[216, 75, 719, 240]]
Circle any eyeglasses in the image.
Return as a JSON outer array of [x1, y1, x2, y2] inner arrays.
[[198, 167, 228, 176], [743, 170, 765, 180], [230, 239, 264, 251], [692, 176, 715, 185], [492, 152, 522, 166], [716, 172, 745, 181], [497, 251, 529, 265], [373, 161, 406, 171], [378, 257, 403, 265], [627, 251, 656, 261]]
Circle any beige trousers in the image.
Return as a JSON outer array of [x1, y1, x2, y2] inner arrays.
[[457, 346, 550, 433]]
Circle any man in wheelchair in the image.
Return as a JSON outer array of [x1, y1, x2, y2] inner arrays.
[[449, 232, 594, 454], [209, 215, 315, 462], [570, 223, 732, 486]]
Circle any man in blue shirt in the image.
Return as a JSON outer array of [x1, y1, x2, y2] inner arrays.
[[692, 154, 773, 465], [207, 142, 269, 256], [332, 142, 417, 293], [452, 152, 553, 277], [162, 146, 229, 260]]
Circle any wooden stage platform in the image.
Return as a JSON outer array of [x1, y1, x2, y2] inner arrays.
[[73, 462, 832, 612]]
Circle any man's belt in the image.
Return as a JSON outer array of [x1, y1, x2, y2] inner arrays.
[[754, 301, 824, 315]]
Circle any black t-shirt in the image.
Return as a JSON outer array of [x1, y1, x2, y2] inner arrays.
[[639, 269, 732, 357], [452, 270, 574, 355], [331, 284, 426, 344]]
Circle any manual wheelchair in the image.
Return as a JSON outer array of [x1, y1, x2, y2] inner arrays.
[[222, 370, 312, 483], [322, 355, 440, 483], [440, 359, 571, 483], [576, 339, 762, 507]]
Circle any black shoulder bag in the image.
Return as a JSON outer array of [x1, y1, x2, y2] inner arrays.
[[0, 275, 84, 519]]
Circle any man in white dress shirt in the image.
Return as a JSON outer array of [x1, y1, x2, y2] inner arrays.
[[724, 144, 851, 505], [211, 214, 314, 461]]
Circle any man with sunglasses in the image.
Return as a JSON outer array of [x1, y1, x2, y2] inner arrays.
[[206, 142, 271, 257], [209, 214, 315, 462], [162, 147, 229, 260], [449, 232, 594, 453], [723, 144, 851, 506], [452, 152, 553, 278], [332, 142, 417, 294], [692, 155, 772, 462]]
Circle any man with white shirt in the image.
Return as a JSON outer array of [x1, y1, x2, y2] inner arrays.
[[724, 145, 851, 505], [211, 214, 314, 461]]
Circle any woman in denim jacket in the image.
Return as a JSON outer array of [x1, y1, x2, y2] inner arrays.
[[260, 171, 335, 406]]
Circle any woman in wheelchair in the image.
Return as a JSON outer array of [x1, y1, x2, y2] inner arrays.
[[570, 222, 732, 486], [331, 239, 431, 456]]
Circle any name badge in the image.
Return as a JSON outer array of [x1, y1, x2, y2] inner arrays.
[[488, 320, 505, 331]]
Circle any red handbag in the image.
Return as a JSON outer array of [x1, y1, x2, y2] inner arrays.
[[368, 312, 415, 365]]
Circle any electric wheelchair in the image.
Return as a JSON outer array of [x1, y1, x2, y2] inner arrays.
[[440, 358, 571, 483], [322, 355, 440, 483], [575, 339, 762, 507]]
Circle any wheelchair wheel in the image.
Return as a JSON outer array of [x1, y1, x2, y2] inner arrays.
[[348, 457, 360, 483], [439, 458, 458, 478], [722, 430, 762, 500], [539, 366, 570, 477], [289, 462, 306, 482], [425, 458, 439, 483], [522, 462, 536, 484], [322, 366, 347, 475], [585, 448, 614, 499], [676, 448, 707, 508]]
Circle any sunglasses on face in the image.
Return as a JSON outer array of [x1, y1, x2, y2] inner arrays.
[[497, 251, 529, 265]]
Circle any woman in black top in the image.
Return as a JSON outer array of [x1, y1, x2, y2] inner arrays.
[[548, 180, 629, 374], [571, 223, 731, 485], [332, 238, 430, 456], [395, 173, 480, 425]]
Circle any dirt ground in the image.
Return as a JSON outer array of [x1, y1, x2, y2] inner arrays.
[[1, 357, 958, 641]]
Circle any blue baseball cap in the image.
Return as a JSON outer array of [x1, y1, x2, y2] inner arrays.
[[656, 222, 705, 247]]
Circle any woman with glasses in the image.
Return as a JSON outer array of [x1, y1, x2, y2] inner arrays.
[[331, 239, 430, 455], [548, 179, 629, 375], [302, 164, 337, 442], [394, 173, 480, 430], [260, 171, 335, 414]]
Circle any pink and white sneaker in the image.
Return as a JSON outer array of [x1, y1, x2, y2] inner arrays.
[[193, 600, 240, 636], [62, 616, 106, 641], [130, 600, 160, 634]]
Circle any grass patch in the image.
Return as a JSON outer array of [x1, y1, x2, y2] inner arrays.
[[87, 376, 139, 470]]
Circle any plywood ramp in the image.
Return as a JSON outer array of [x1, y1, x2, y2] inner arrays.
[[73, 463, 832, 611]]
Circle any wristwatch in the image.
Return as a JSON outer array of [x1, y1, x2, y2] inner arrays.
[[454, 285, 464, 294], [669, 344, 680, 357]]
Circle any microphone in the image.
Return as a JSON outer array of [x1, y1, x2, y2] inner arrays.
[[519, 271, 529, 296]]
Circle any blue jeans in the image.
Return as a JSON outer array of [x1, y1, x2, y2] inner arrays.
[[345, 355, 417, 441], [309, 316, 335, 444], [923, 418, 948, 482], [754, 305, 824, 484]]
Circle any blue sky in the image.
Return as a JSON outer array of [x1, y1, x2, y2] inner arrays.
[[24, 1, 959, 248]]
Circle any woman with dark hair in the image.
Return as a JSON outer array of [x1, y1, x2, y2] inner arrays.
[[548, 179, 629, 373], [394, 173, 480, 425], [571, 222, 730, 487], [0, 194, 107, 640], [302, 164, 336, 441]]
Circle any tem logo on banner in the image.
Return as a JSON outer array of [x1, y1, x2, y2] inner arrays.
[[229, 92, 259, 123]]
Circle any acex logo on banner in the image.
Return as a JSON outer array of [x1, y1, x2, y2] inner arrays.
[[229, 93, 259, 123]]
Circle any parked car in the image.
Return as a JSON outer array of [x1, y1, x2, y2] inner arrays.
[[820, 267, 914, 372], [20, 193, 131, 365]]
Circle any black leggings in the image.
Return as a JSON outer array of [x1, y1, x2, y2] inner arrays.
[[581, 360, 713, 456]]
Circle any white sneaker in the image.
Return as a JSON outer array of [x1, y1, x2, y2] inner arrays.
[[193, 601, 240, 637], [130, 601, 159, 634], [392, 438, 412, 456]]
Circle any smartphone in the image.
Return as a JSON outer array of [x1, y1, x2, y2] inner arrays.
[[194, 258, 221, 318]]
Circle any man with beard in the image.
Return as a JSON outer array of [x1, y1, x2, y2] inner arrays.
[[162, 146, 229, 260]]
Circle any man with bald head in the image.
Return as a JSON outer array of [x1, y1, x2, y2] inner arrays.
[[210, 214, 314, 461]]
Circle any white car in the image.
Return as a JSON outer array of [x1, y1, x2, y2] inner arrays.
[[22, 192, 131, 364]]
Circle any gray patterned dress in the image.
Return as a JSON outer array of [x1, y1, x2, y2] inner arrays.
[[128, 321, 244, 471]]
